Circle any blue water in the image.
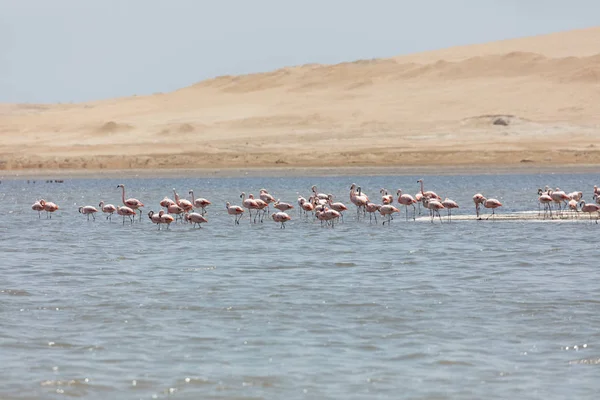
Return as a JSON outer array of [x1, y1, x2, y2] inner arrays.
[[0, 173, 599, 399]]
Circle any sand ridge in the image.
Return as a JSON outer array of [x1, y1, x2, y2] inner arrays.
[[1, 26, 600, 171]]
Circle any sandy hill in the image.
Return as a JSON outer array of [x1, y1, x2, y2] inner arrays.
[[1, 26, 600, 171]]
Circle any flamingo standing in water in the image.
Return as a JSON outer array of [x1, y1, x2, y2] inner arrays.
[[32, 200, 44, 218], [240, 192, 259, 222], [311, 185, 329, 201], [188, 190, 211, 215], [79, 205, 98, 221], [274, 200, 294, 212], [160, 196, 175, 209], [185, 212, 208, 228], [396, 189, 417, 221], [117, 184, 144, 221], [299, 197, 315, 217], [579, 200, 600, 223], [473, 193, 485, 219], [117, 206, 136, 224], [365, 202, 381, 223], [481, 197, 502, 220], [272, 211, 291, 228], [350, 184, 368, 219], [148, 210, 162, 228], [39, 200, 59, 219], [158, 210, 175, 229], [379, 204, 399, 225], [173, 189, 193, 213], [259, 189, 276, 214], [99, 201, 117, 221], [567, 199, 579, 219], [327, 194, 348, 222], [441, 198, 459, 222], [226, 202, 244, 225], [249, 194, 268, 223], [166, 203, 185, 222], [380, 188, 393, 205], [423, 198, 445, 223]]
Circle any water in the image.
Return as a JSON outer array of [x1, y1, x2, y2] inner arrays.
[[1, 173, 599, 399]]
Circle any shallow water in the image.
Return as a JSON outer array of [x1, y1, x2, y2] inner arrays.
[[1, 173, 599, 399]]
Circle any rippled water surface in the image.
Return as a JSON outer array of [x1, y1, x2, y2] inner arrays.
[[1, 172, 600, 399]]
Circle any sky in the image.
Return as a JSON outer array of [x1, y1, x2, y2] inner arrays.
[[0, 0, 598, 103]]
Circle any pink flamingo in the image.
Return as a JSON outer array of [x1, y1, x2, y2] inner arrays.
[[240, 192, 259, 222], [414, 192, 423, 215], [311, 185, 329, 201], [274, 200, 294, 212], [441, 198, 459, 222], [39, 200, 59, 219], [158, 210, 175, 229], [379, 204, 399, 225], [185, 212, 208, 228], [116, 205, 136, 224], [321, 207, 341, 228], [173, 189, 193, 213], [423, 198, 445, 223], [32, 200, 44, 218], [147, 210, 162, 228], [568, 191, 583, 201], [166, 203, 185, 222], [481, 197, 502, 220], [160, 196, 175, 209], [299, 197, 315, 217], [380, 188, 393, 205], [249, 194, 268, 223], [396, 189, 417, 221], [350, 184, 368, 219], [226, 202, 244, 224], [473, 193, 485, 218], [78, 205, 98, 221], [117, 184, 144, 221], [365, 202, 381, 223], [259, 189, 276, 214], [272, 211, 291, 228], [538, 192, 553, 219], [549, 188, 570, 217], [188, 190, 211, 215], [579, 200, 600, 223], [327, 194, 348, 222], [567, 199, 579, 219], [417, 179, 441, 200], [99, 201, 117, 221]]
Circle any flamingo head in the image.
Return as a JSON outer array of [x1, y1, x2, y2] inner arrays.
[[117, 184, 123, 189], [78, 207, 83, 213]]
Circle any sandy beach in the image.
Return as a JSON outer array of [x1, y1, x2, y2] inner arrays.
[[1, 27, 600, 173]]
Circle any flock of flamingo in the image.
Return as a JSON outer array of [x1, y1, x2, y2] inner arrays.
[[29, 181, 600, 228]]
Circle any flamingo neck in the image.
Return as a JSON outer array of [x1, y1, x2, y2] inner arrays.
[[420, 181, 424, 195], [121, 187, 126, 204]]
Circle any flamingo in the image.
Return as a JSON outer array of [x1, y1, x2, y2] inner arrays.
[[78, 205, 98, 221], [379, 204, 399, 225], [274, 200, 294, 212], [549, 188, 570, 217], [299, 197, 315, 217], [173, 189, 193, 213], [567, 199, 579, 219], [568, 191, 583, 202], [417, 179, 441, 200], [259, 189, 276, 214], [147, 210, 162, 228], [365, 202, 381, 223], [441, 198, 459, 222], [188, 190, 211, 215], [473, 193, 485, 219], [481, 197, 502, 220], [116, 184, 144, 221], [166, 203, 185, 222], [380, 188, 393, 205], [396, 189, 417, 221], [116, 206, 136, 225], [414, 192, 423, 215], [185, 212, 208, 228], [311, 185, 329, 201], [158, 210, 175, 229], [579, 200, 600, 223], [350, 184, 368, 219], [271, 211, 291, 228], [321, 207, 341, 228], [226, 202, 244, 224], [538, 192, 553, 219], [327, 194, 348, 222], [160, 196, 175, 209], [39, 200, 59, 219], [240, 192, 258, 222], [249, 194, 268, 223], [99, 201, 117, 221], [32, 200, 44, 218], [423, 198, 445, 223]]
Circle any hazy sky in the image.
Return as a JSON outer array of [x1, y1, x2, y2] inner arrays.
[[1, 0, 597, 103]]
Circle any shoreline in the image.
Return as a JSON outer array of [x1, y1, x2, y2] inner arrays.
[[1, 163, 599, 180]]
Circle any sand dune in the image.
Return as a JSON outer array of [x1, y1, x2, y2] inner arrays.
[[1, 26, 600, 172]]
